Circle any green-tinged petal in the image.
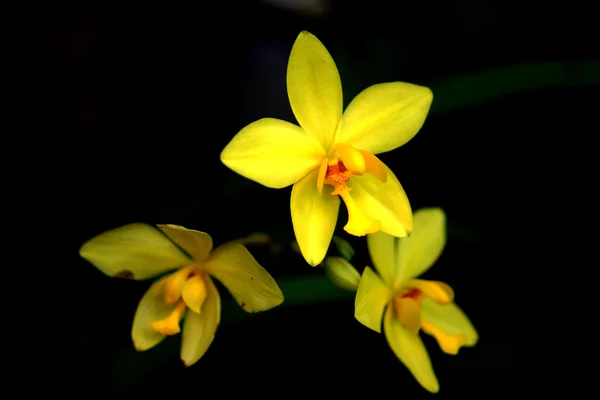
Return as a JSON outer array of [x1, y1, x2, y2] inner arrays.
[[324, 257, 361, 291], [158, 225, 213, 262], [355, 267, 392, 333], [383, 305, 439, 393], [409, 279, 454, 305], [79, 223, 192, 280], [336, 82, 433, 154], [220, 118, 325, 189], [203, 242, 283, 312], [291, 167, 340, 266], [181, 275, 220, 367], [421, 298, 478, 354], [346, 163, 412, 241], [367, 231, 400, 288], [287, 31, 343, 149], [396, 207, 446, 284], [131, 275, 175, 351], [182, 275, 208, 314]]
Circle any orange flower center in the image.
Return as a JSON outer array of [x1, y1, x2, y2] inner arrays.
[[393, 280, 454, 335], [324, 161, 353, 191], [151, 265, 209, 335], [315, 143, 389, 236], [401, 287, 423, 305]]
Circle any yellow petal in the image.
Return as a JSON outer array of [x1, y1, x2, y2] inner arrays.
[[346, 162, 412, 239], [163, 265, 195, 304], [182, 274, 208, 313], [396, 207, 447, 284], [323, 256, 361, 291], [180, 276, 220, 367], [354, 267, 392, 333], [79, 223, 192, 280], [421, 298, 478, 354], [360, 150, 387, 182], [383, 304, 439, 393], [203, 242, 284, 312], [408, 279, 454, 305], [291, 167, 340, 266], [338, 190, 381, 236], [131, 275, 176, 351], [220, 118, 325, 189], [366, 230, 400, 288], [316, 157, 328, 195], [151, 300, 187, 335], [394, 297, 421, 335], [334, 143, 366, 174], [157, 225, 213, 262], [287, 31, 343, 149], [420, 322, 465, 356], [336, 82, 433, 154]]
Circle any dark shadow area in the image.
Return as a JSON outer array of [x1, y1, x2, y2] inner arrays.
[[26, 1, 599, 397]]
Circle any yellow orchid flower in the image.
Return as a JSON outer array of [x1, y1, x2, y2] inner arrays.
[[354, 208, 478, 393], [220, 31, 433, 267], [79, 223, 284, 367]]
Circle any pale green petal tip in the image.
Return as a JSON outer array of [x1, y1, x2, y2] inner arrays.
[[258, 284, 285, 312], [307, 255, 323, 267], [79, 241, 134, 279], [132, 337, 160, 352], [79, 235, 101, 261], [411, 83, 434, 111], [427, 380, 440, 394], [324, 256, 360, 291], [417, 206, 446, 221], [78, 243, 90, 260], [424, 85, 434, 101], [78, 223, 191, 280], [465, 321, 480, 347], [297, 30, 314, 41]]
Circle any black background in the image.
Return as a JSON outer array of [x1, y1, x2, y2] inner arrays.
[[27, 1, 599, 397]]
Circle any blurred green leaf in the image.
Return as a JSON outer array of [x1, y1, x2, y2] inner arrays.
[[430, 60, 600, 115]]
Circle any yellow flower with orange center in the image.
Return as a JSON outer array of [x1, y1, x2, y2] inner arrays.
[[353, 208, 478, 392], [220, 31, 433, 266], [79, 223, 283, 367]]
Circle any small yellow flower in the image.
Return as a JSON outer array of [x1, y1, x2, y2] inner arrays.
[[354, 208, 478, 393], [221, 31, 433, 267], [79, 223, 284, 367]]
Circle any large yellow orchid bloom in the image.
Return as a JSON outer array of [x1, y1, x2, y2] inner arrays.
[[354, 208, 478, 393], [79, 223, 284, 367], [221, 31, 433, 267]]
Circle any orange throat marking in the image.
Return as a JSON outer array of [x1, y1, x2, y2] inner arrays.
[[401, 288, 424, 307], [324, 161, 353, 195]]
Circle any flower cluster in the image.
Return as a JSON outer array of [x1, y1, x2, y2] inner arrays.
[[80, 31, 477, 393]]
